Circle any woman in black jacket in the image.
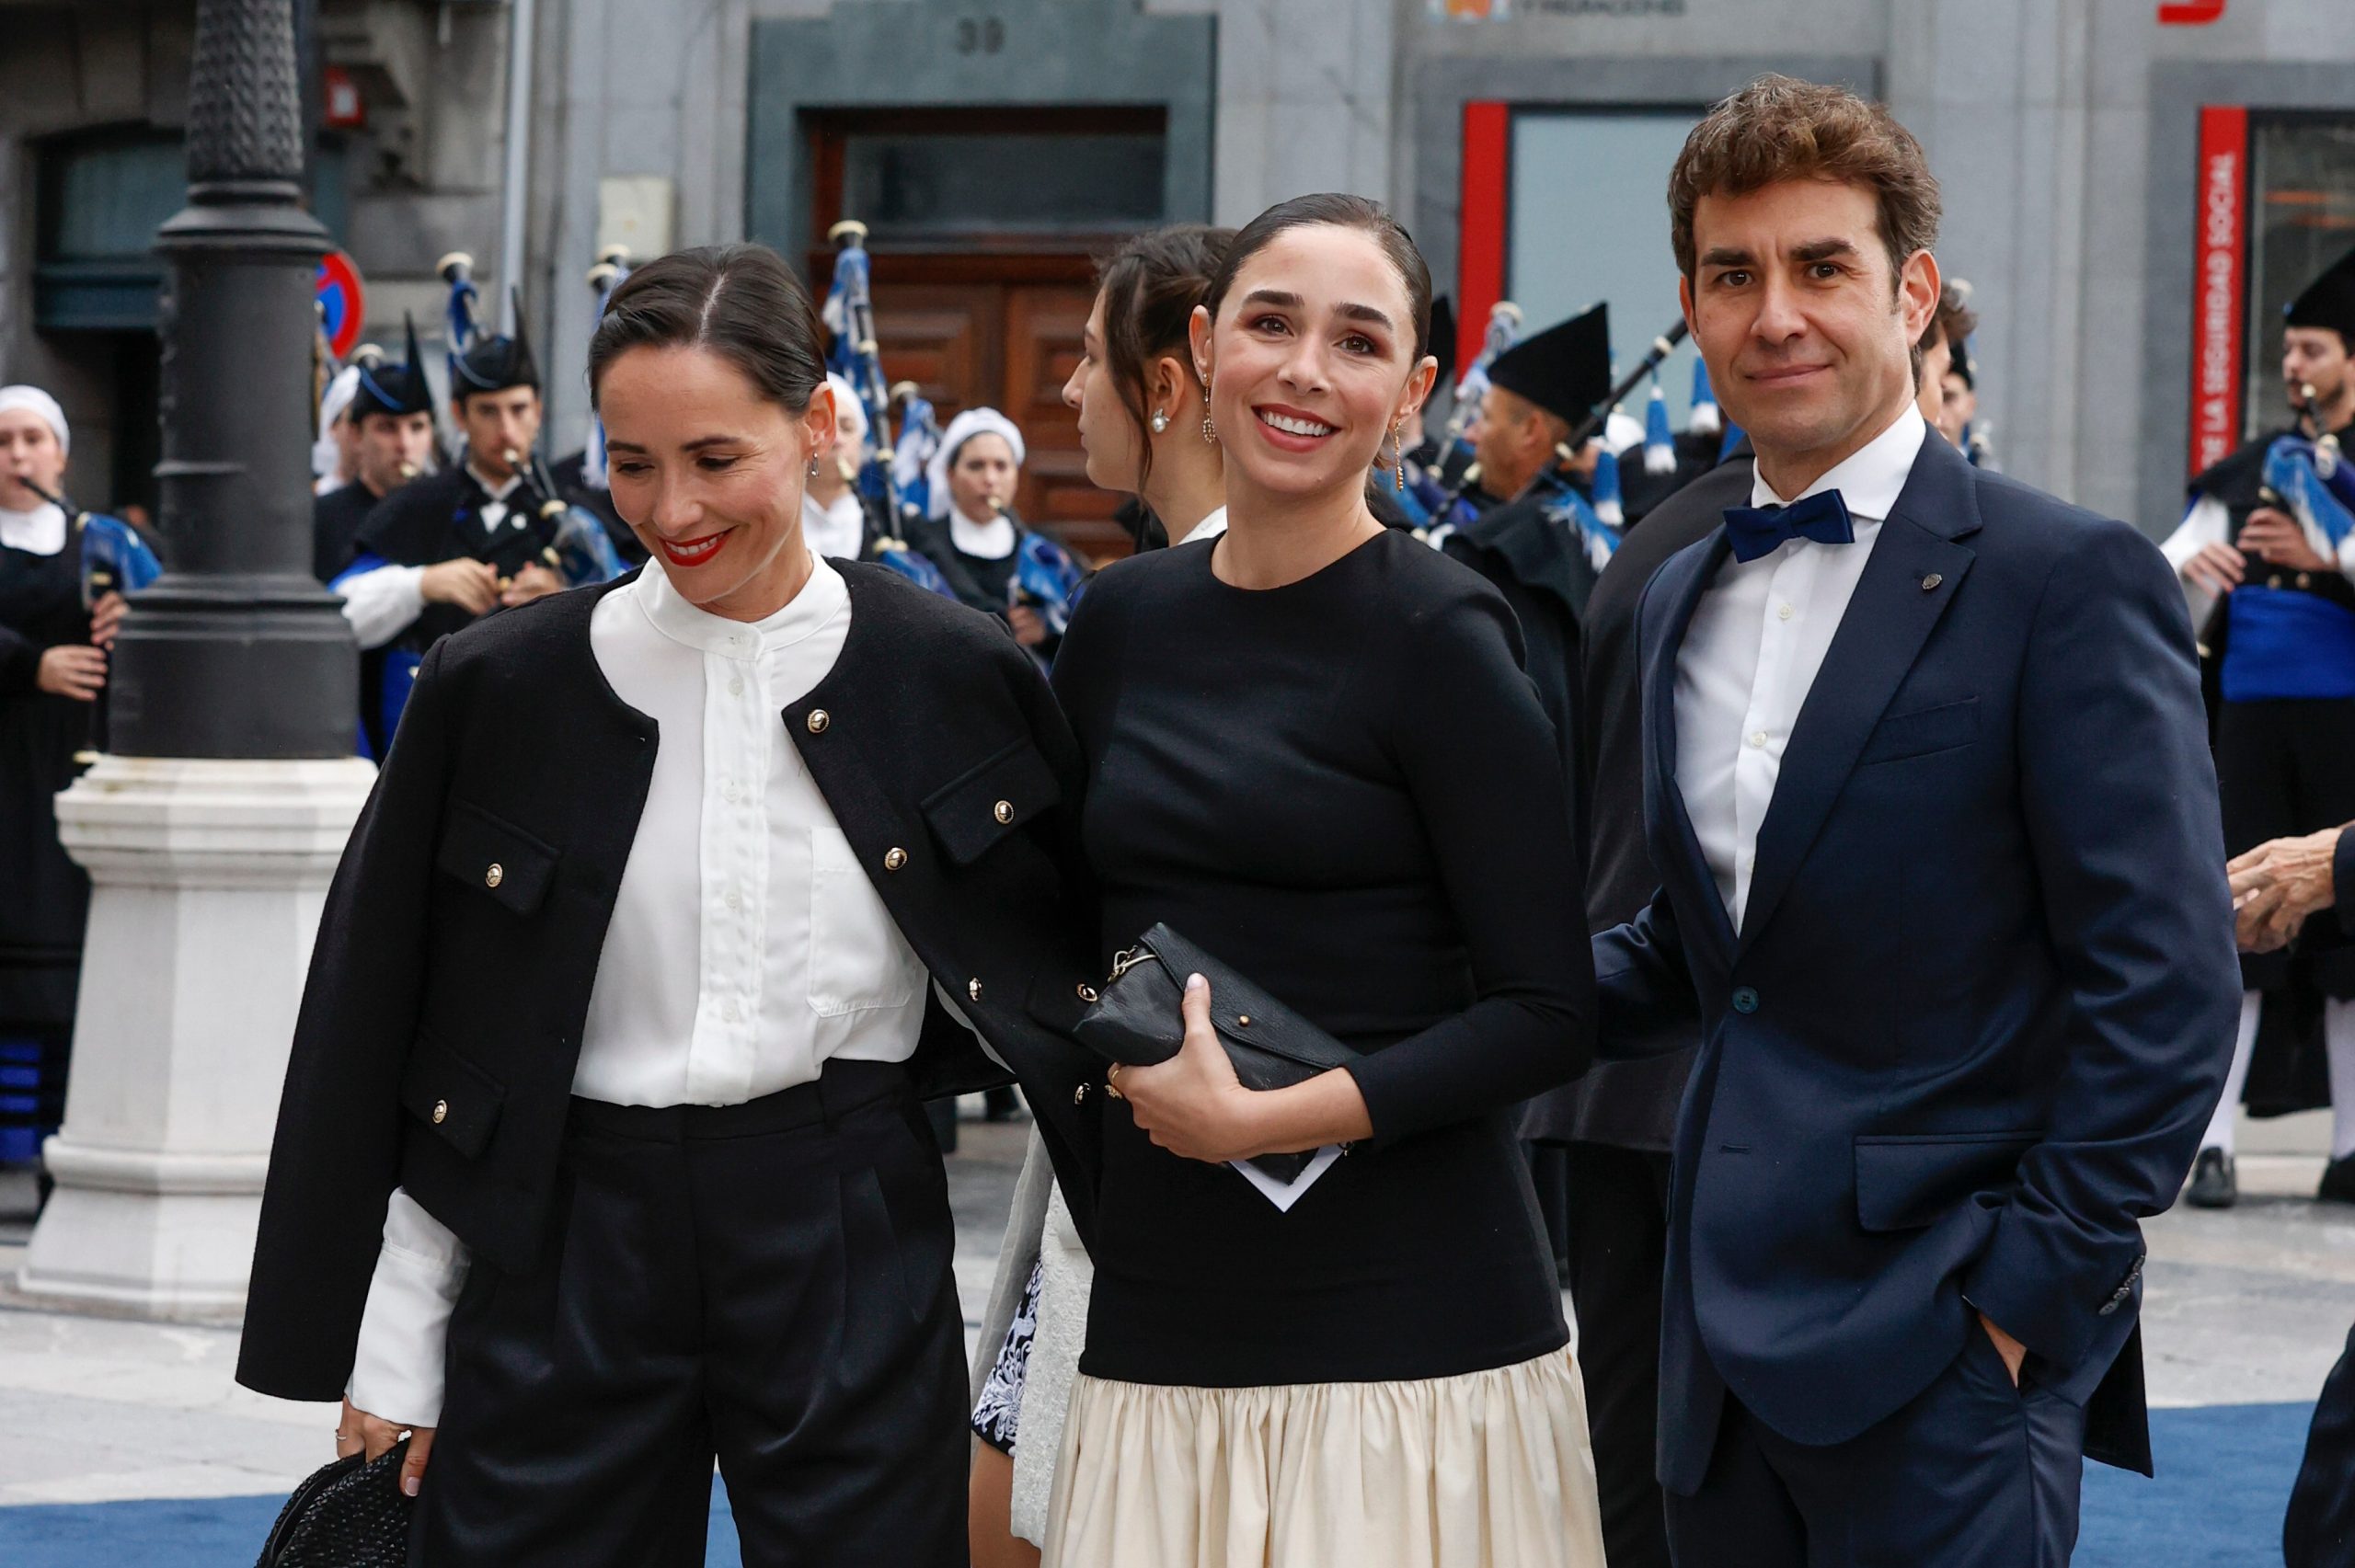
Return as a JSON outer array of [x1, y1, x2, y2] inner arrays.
[[236, 245, 1100, 1568], [1040, 195, 1605, 1566]]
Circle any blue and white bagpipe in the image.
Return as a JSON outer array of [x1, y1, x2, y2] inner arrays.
[[821, 220, 963, 601], [1011, 512, 1087, 637], [77, 507, 161, 602], [2261, 432, 2355, 564], [1535, 465, 1622, 575], [23, 481, 159, 603]]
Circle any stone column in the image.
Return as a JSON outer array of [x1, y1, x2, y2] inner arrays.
[[17, 0, 372, 1317]]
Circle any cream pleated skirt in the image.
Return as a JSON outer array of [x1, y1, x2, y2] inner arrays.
[[1040, 1347, 1606, 1568]]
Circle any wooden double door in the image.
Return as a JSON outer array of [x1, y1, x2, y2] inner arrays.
[[852, 255, 1122, 558]]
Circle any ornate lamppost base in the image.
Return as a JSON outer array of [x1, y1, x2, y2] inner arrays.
[[16, 756, 375, 1319]]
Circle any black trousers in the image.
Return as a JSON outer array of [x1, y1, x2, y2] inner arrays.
[[416, 1061, 968, 1567], [1665, 1324, 2085, 1568], [2287, 1319, 2355, 1567], [1563, 1143, 1672, 1568]]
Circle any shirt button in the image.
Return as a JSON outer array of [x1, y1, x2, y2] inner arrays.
[[722, 783, 739, 804], [1777, 602, 1795, 621], [1730, 987, 1760, 1015], [729, 676, 745, 696], [723, 1001, 741, 1023], [1748, 730, 1768, 749], [724, 889, 741, 910]]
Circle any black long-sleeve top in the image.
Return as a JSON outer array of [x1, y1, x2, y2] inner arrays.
[[1051, 528, 1595, 1386]]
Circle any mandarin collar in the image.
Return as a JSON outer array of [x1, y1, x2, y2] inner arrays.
[[636, 549, 847, 658]]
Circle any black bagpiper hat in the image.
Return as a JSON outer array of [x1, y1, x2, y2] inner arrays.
[[2284, 246, 2355, 343], [449, 292, 540, 397], [351, 315, 435, 420], [1486, 302, 1612, 429]]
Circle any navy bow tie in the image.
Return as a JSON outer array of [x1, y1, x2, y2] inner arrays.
[[1722, 488, 1855, 564]]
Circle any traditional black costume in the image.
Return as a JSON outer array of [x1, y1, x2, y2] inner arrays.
[[2165, 246, 2355, 1204]]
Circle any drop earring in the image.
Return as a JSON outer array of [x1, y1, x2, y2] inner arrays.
[[1391, 425, 1406, 491], [807, 459, 820, 478], [1151, 409, 1170, 434], [1200, 381, 1217, 445]]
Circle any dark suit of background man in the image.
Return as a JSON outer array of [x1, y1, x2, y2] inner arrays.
[[1441, 301, 1616, 796], [1525, 440, 1752, 1568], [1591, 77, 2238, 1567]]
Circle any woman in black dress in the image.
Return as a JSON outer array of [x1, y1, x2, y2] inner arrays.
[[1041, 196, 1605, 1565], [0, 387, 125, 1173]]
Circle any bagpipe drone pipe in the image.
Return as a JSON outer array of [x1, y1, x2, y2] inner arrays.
[[821, 221, 967, 601]]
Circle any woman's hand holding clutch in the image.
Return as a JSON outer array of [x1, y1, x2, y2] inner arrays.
[[1116, 976, 1373, 1164], [337, 1397, 435, 1498]]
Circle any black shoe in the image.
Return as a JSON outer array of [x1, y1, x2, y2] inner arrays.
[[2187, 1147, 2236, 1208], [2319, 1155, 2355, 1205]]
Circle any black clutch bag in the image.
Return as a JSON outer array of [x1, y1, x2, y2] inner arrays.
[[1072, 922, 1358, 1183], [255, 1439, 414, 1567]]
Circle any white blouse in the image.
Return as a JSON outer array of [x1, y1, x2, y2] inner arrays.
[[347, 555, 926, 1425]]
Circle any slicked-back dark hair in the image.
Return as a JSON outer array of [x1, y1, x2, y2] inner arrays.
[[588, 244, 826, 415], [1097, 223, 1235, 489], [1202, 193, 1434, 366]]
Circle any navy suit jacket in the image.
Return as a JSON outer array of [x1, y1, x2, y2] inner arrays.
[[1594, 429, 2239, 1493]]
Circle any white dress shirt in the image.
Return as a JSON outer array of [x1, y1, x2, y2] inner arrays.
[[801, 488, 868, 562], [347, 554, 927, 1425], [1674, 404, 1927, 933], [335, 465, 526, 651]]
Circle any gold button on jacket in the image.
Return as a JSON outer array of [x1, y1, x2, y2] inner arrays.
[[884, 847, 908, 872], [994, 799, 1015, 825], [806, 708, 831, 734], [968, 978, 984, 1003], [485, 863, 504, 889], [431, 1099, 449, 1125]]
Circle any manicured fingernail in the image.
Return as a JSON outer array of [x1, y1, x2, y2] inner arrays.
[[403, 1475, 420, 1497], [1187, 973, 1206, 992]]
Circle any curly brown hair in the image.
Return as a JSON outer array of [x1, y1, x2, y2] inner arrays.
[[1668, 75, 1941, 292]]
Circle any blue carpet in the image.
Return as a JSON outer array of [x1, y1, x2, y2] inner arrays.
[[0, 1403, 2315, 1564]]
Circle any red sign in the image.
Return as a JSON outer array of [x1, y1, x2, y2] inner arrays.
[[316, 250, 367, 363], [2188, 106, 2246, 478], [1457, 101, 1510, 381], [322, 65, 364, 129], [2159, 1, 2225, 23]]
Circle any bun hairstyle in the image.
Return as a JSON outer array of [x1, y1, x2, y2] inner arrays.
[[1097, 223, 1235, 486], [588, 244, 826, 414], [1201, 193, 1435, 365]]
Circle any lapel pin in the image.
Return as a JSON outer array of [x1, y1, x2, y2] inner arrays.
[[1920, 572, 1943, 592]]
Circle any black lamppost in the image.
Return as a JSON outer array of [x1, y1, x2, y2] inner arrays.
[[116, 0, 354, 758]]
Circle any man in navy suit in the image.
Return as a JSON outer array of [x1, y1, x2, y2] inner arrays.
[[1593, 75, 2240, 1565]]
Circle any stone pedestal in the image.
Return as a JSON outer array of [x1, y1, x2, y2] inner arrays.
[[17, 756, 374, 1318]]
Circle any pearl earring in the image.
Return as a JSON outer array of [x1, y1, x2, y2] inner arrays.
[[1151, 410, 1170, 434], [808, 459, 820, 478]]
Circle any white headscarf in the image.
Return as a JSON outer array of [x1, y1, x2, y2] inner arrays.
[[312, 365, 362, 486], [0, 385, 70, 456], [825, 372, 870, 448], [925, 406, 1026, 520]]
